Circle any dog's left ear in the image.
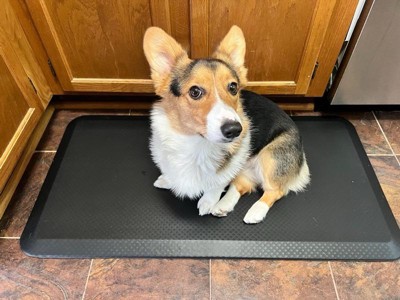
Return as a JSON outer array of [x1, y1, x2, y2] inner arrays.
[[213, 25, 247, 85]]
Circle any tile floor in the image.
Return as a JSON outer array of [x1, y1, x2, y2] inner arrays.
[[0, 109, 399, 299]]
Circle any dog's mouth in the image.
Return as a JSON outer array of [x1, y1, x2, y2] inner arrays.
[[200, 133, 240, 144], [220, 136, 239, 144]]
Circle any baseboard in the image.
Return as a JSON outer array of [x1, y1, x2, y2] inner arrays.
[[0, 106, 55, 220]]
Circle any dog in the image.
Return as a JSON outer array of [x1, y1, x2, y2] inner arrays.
[[143, 25, 310, 224]]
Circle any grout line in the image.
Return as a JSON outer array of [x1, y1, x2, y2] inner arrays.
[[209, 259, 212, 300], [373, 112, 400, 167], [34, 150, 57, 153], [0, 236, 20, 239], [367, 153, 394, 157], [328, 262, 340, 300], [81, 259, 93, 300], [129, 109, 132, 116]]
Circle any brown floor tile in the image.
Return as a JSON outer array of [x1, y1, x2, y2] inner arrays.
[[37, 109, 130, 151], [369, 156, 400, 223], [0, 152, 55, 237], [375, 111, 400, 154], [211, 260, 337, 299], [84, 258, 209, 299], [0, 239, 91, 299], [292, 111, 392, 155], [331, 261, 400, 300]]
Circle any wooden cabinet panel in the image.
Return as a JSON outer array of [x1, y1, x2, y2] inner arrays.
[[0, 54, 42, 193], [0, 0, 53, 105], [191, 0, 336, 94], [0, 59, 30, 154], [26, 0, 356, 95], [26, 0, 190, 92]]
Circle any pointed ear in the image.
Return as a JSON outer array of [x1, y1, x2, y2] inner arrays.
[[213, 25, 246, 71], [143, 27, 188, 93], [213, 26, 247, 85]]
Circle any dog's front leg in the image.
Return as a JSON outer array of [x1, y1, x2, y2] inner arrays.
[[211, 184, 241, 217], [197, 187, 225, 216]]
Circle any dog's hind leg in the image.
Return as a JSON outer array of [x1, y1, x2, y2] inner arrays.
[[211, 174, 255, 217], [243, 189, 284, 224], [243, 144, 288, 224]]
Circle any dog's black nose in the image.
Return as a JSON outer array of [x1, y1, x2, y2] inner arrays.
[[221, 121, 242, 140]]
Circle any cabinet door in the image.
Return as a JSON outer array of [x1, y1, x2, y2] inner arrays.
[[26, 0, 190, 93], [191, 0, 336, 95], [0, 54, 42, 193]]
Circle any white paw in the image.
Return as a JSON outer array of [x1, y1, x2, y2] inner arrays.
[[197, 193, 221, 216], [211, 201, 231, 217], [153, 175, 171, 189], [243, 201, 270, 224], [211, 186, 241, 217]]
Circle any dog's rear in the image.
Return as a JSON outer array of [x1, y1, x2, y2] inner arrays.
[[143, 26, 310, 223]]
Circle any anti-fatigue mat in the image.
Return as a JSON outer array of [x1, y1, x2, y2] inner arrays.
[[21, 116, 400, 260]]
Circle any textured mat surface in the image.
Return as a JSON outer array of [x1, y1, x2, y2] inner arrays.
[[21, 116, 400, 260]]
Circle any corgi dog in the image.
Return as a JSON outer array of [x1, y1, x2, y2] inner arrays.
[[143, 25, 310, 224]]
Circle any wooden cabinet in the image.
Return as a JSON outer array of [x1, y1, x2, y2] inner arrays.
[[26, 0, 190, 93], [191, 0, 332, 95], [0, 49, 42, 195], [0, 0, 53, 217], [26, 0, 357, 96]]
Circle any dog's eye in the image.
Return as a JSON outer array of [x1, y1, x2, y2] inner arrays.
[[189, 86, 203, 100], [228, 82, 238, 95]]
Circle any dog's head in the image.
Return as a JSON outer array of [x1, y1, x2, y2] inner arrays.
[[143, 26, 248, 143]]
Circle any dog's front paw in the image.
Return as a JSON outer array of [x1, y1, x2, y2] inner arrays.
[[197, 197, 215, 216], [211, 198, 235, 217], [153, 175, 171, 189], [211, 185, 241, 217], [243, 201, 270, 224], [197, 194, 220, 216]]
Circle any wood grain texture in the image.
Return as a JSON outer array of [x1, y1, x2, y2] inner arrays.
[[294, 0, 336, 93], [192, 0, 337, 95], [306, 0, 358, 96], [0, 107, 54, 220], [0, 58, 29, 157], [10, 0, 62, 95], [0, 53, 41, 195], [190, 0, 209, 58], [26, 0, 190, 92], [0, 0, 53, 105]]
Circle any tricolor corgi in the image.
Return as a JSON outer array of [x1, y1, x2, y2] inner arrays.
[[143, 25, 310, 223]]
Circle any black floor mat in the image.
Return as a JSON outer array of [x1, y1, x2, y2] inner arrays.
[[20, 116, 400, 260]]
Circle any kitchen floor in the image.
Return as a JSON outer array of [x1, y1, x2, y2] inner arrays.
[[0, 109, 399, 299]]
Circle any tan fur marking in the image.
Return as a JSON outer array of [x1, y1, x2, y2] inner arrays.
[[259, 189, 285, 208], [233, 174, 255, 195], [256, 134, 295, 208], [257, 147, 279, 190]]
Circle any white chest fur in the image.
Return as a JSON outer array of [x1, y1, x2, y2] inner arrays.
[[150, 106, 251, 198]]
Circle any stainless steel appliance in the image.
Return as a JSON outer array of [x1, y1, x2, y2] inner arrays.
[[331, 0, 400, 105]]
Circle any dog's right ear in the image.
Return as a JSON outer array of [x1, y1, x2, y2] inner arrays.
[[143, 27, 188, 94]]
